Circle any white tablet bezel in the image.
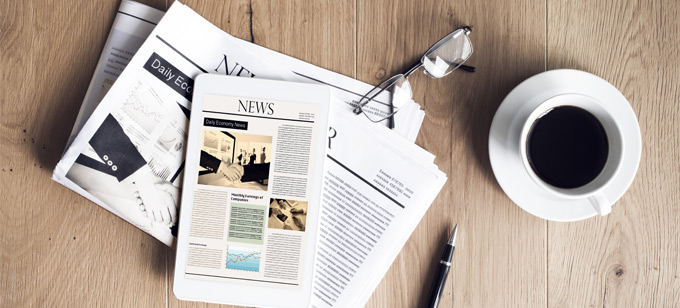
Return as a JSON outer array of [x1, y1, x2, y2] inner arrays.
[[174, 74, 330, 308]]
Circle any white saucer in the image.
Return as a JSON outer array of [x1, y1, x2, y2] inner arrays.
[[488, 69, 641, 221]]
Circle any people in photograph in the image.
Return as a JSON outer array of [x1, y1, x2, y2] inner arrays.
[[249, 148, 257, 165], [260, 147, 266, 164], [237, 149, 244, 165]]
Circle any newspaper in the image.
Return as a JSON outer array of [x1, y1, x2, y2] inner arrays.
[[309, 111, 446, 308], [55, 1, 426, 246], [54, 2, 447, 307]]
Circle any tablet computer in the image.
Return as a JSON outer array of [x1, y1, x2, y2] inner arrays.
[[174, 74, 330, 308]]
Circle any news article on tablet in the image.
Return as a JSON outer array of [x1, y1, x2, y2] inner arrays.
[[174, 75, 330, 308]]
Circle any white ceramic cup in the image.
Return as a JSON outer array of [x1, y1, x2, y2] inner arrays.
[[519, 93, 625, 216]]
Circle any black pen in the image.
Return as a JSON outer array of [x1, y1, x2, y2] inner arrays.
[[426, 224, 458, 308]]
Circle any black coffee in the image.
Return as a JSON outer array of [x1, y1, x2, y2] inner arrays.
[[527, 106, 608, 189]]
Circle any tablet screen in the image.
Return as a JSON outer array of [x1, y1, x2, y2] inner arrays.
[[182, 93, 321, 288]]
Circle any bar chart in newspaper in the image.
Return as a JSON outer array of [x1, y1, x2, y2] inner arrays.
[[225, 246, 261, 272]]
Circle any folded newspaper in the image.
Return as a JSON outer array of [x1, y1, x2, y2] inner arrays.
[[53, 1, 447, 307]]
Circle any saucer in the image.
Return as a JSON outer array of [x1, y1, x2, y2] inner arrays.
[[488, 69, 641, 221]]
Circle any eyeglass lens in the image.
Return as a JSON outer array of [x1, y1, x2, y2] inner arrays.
[[422, 29, 473, 78]]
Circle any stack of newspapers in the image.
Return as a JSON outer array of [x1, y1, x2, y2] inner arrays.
[[53, 1, 447, 307]]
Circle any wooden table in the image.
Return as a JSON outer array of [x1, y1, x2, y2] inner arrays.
[[1, 0, 678, 307]]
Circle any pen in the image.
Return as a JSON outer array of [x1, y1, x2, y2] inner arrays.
[[426, 224, 458, 308]]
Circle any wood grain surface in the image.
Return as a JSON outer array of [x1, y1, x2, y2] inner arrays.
[[0, 0, 678, 307], [546, 0, 680, 307]]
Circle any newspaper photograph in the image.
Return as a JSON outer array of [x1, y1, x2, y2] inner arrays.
[[198, 130, 271, 191]]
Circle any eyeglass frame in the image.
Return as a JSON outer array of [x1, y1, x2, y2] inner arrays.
[[353, 26, 475, 129]]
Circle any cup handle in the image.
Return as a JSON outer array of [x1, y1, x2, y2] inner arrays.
[[588, 193, 611, 216]]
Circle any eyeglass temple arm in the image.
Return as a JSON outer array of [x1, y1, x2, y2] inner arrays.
[[458, 64, 476, 72], [352, 80, 397, 129], [404, 61, 476, 78]]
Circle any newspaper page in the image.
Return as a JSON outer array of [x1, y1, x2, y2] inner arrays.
[[65, 0, 164, 150], [180, 84, 328, 288], [53, 2, 286, 246], [310, 111, 447, 308]]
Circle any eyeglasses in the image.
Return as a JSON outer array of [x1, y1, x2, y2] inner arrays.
[[353, 26, 475, 128]]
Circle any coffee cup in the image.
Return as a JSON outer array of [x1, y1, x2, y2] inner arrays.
[[519, 93, 624, 216]]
